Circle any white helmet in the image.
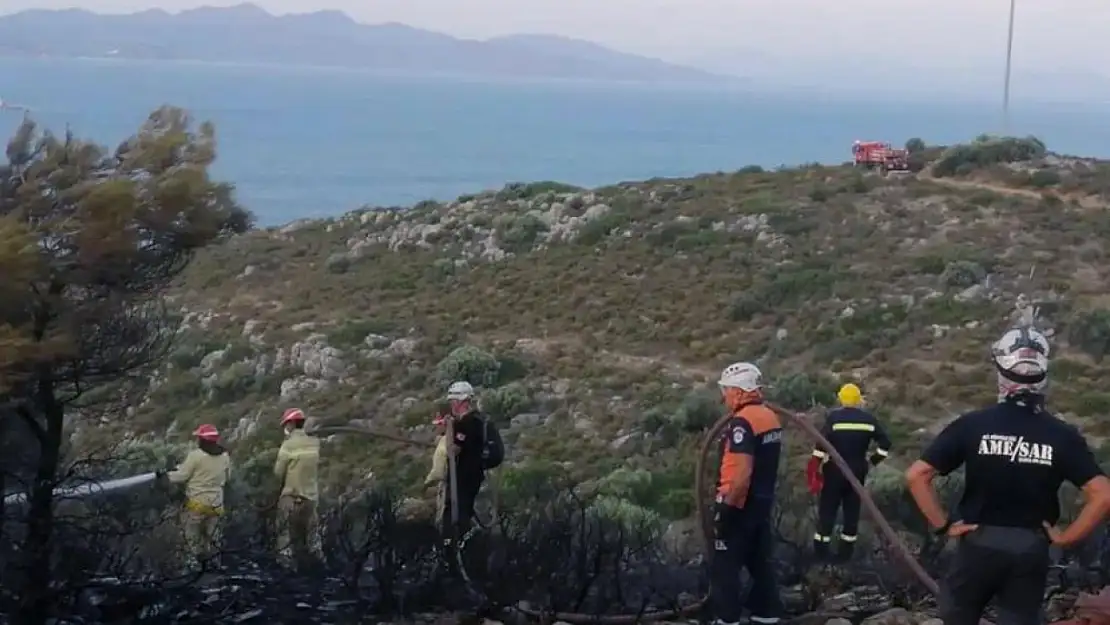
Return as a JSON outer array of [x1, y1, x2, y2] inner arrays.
[[718, 362, 764, 391], [992, 327, 1050, 398], [447, 380, 475, 401]]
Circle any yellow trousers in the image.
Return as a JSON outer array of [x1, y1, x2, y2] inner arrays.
[[276, 495, 323, 559], [180, 500, 222, 564]]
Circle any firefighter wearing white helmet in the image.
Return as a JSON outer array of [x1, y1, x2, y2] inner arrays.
[[710, 362, 784, 625], [438, 380, 504, 542], [907, 327, 1110, 625]]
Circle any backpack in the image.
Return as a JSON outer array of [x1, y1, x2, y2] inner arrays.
[[479, 415, 504, 470]]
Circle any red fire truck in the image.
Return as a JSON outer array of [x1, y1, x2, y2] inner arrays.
[[852, 140, 910, 174]]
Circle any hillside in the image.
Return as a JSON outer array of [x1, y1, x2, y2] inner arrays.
[[7, 131, 1110, 622], [0, 3, 727, 84], [82, 135, 1110, 526]]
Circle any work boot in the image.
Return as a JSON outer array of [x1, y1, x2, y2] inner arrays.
[[812, 539, 830, 562], [836, 540, 855, 563]]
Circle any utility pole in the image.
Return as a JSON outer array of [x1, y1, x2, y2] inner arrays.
[[1002, 0, 1016, 135]]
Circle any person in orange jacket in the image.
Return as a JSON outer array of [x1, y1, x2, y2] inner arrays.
[[710, 362, 784, 625]]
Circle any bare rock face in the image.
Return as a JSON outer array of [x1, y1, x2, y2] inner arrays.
[[283, 334, 348, 381]]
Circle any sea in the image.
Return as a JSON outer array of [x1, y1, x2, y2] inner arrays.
[[3, 56, 1108, 226]]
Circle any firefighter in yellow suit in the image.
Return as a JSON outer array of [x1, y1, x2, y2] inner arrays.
[[159, 424, 231, 567], [273, 408, 323, 564]]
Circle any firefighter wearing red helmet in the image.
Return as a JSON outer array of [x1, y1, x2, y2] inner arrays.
[[157, 424, 231, 567], [273, 407, 323, 565]]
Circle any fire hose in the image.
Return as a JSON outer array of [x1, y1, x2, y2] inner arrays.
[[0, 417, 928, 623], [2, 472, 159, 506], [309, 414, 1065, 625], [512, 402, 941, 625], [695, 405, 939, 595], [2, 415, 1039, 624]]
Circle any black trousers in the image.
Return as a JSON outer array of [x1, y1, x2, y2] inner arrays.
[[816, 468, 863, 542], [939, 525, 1050, 625], [710, 502, 783, 624]]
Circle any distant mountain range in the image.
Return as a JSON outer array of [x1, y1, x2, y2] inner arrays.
[[671, 45, 1110, 101], [0, 3, 731, 85]]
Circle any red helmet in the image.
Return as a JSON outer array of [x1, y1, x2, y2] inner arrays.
[[193, 424, 220, 442], [281, 408, 306, 427]]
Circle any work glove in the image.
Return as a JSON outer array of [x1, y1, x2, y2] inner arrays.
[[154, 469, 168, 480], [869, 452, 885, 467], [805, 456, 824, 495]]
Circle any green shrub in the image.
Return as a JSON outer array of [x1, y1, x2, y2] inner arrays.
[[670, 388, 723, 432], [109, 439, 186, 478], [1029, 169, 1061, 188], [596, 467, 656, 503], [594, 462, 695, 520], [575, 206, 634, 246], [587, 495, 665, 541], [640, 408, 669, 435], [208, 361, 261, 405], [729, 265, 838, 321], [932, 135, 1047, 177], [941, 260, 987, 288], [435, 345, 500, 387], [326, 318, 395, 347], [325, 253, 351, 274], [495, 213, 549, 253], [768, 372, 838, 410], [494, 353, 530, 385], [1067, 310, 1110, 362], [496, 181, 582, 201], [869, 464, 964, 536], [481, 382, 533, 423], [227, 447, 281, 505], [499, 459, 572, 507]]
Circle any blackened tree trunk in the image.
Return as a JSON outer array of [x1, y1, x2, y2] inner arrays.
[[17, 375, 63, 625]]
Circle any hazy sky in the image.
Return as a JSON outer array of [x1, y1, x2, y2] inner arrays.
[[0, 0, 1106, 76]]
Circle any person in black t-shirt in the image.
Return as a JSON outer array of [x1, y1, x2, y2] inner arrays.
[[440, 381, 489, 540], [906, 327, 1110, 625]]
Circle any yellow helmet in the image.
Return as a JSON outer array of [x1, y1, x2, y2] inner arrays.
[[838, 383, 863, 407]]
